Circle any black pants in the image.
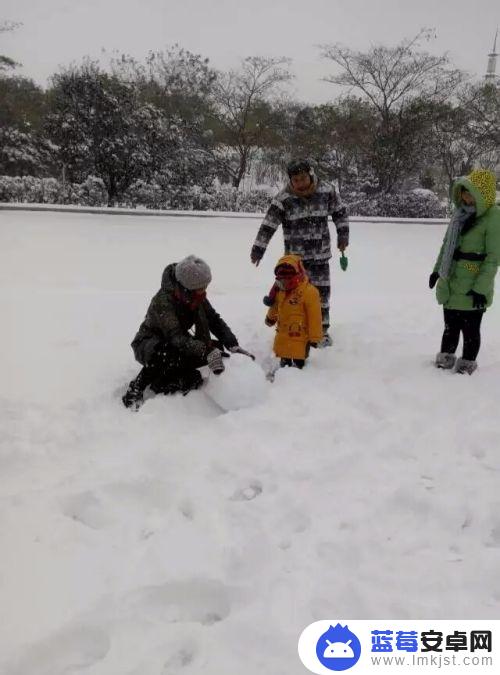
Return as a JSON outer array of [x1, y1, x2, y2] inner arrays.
[[128, 343, 208, 396], [302, 260, 330, 332], [280, 343, 310, 370], [281, 358, 305, 369], [441, 309, 484, 361]]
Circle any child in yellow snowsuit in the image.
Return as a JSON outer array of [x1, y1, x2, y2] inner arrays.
[[265, 254, 323, 368]]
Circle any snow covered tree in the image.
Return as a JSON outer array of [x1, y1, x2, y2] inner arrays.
[[0, 19, 49, 177], [111, 47, 219, 193], [111, 45, 216, 122], [0, 21, 21, 73], [0, 126, 49, 176], [211, 56, 293, 188], [45, 62, 179, 205], [0, 75, 45, 131], [320, 30, 464, 192], [428, 84, 500, 195], [276, 98, 376, 190]]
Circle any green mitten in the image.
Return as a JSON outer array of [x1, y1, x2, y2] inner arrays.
[[340, 252, 348, 271]]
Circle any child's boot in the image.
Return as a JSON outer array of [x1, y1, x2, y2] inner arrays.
[[455, 358, 477, 375], [317, 332, 333, 348], [435, 352, 456, 370]]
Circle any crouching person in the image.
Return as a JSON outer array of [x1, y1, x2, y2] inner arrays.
[[265, 255, 323, 372], [123, 255, 240, 409]]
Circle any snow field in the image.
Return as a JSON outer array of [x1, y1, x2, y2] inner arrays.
[[1, 210, 500, 674]]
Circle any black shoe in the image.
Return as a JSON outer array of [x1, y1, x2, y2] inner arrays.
[[280, 358, 305, 369], [122, 385, 144, 410], [181, 369, 203, 394]]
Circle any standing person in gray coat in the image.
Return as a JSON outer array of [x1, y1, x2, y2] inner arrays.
[[123, 255, 243, 409], [250, 159, 349, 347]]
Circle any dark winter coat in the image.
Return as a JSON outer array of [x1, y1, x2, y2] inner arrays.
[[251, 179, 349, 264], [131, 264, 238, 365]]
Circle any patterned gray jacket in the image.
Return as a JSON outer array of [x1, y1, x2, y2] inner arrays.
[[251, 179, 349, 264]]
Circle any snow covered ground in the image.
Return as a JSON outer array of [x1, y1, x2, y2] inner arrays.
[[1, 209, 500, 675]]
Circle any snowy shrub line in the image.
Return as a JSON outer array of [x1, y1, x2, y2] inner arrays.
[[342, 188, 447, 218], [0, 175, 108, 207], [0, 176, 447, 217], [0, 176, 274, 212]]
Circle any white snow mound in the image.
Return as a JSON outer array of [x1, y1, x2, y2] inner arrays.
[[204, 354, 268, 411]]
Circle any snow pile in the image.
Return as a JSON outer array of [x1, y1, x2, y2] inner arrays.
[[204, 355, 269, 412], [1, 209, 500, 675]]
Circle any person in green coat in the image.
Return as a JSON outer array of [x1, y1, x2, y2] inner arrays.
[[429, 169, 500, 374]]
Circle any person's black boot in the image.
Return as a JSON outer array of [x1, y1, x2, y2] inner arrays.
[[122, 368, 150, 410], [179, 369, 203, 395], [122, 382, 145, 410]]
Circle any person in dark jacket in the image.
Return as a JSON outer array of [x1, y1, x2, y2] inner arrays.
[[250, 158, 349, 347], [122, 255, 241, 409]]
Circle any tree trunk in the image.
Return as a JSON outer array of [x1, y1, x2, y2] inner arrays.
[[107, 176, 117, 207], [233, 149, 248, 189]]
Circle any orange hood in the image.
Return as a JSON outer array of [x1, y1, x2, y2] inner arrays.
[[274, 254, 308, 279]]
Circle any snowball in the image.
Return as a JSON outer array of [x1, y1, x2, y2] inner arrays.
[[204, 354, 268, 411]]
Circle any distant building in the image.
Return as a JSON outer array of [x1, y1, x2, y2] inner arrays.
[[485, 29, 499, 87]]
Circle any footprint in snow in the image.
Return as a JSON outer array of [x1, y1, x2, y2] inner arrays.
[[121, 579, 232, 626], [485, 523, 500, 548], [60, 491, 109, 530], [162, 644, 197, 672], [4, 624, 110, 675], [230, 481, 263, 501]]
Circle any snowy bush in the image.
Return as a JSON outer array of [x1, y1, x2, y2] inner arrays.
[[0, 175, 446, 218], [122, 180, 166, 210], [343, 190, 380, 217], [375, 189, 446, 219], [177, 185, 271, 212], [122, 183, 272, 213], [40, 178, 63, 204], [343, 188, 446, 218], [0, 176, 23, 202], [73, 176, 108, 207]]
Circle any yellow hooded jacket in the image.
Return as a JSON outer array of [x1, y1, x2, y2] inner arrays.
[[265, 254, 323, 359]]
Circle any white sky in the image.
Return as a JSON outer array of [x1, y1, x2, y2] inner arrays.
[[1, 0, 499, 103]]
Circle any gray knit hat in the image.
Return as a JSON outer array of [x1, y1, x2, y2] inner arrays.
[[175, 255, 212, 290]]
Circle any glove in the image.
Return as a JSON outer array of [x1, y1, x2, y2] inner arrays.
[[251, 245, 264, 266], [429, 272, 439, 289], [207, 348, 225, 375], [265, 316, 276, 327], [467, 290, 487, 309], [263, 283, 278, 306], [229, 345, 256, 360], [309, 342, 318, 349]]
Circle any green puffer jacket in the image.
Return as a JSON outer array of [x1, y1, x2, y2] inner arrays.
[[434, 169, 500, 310]]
